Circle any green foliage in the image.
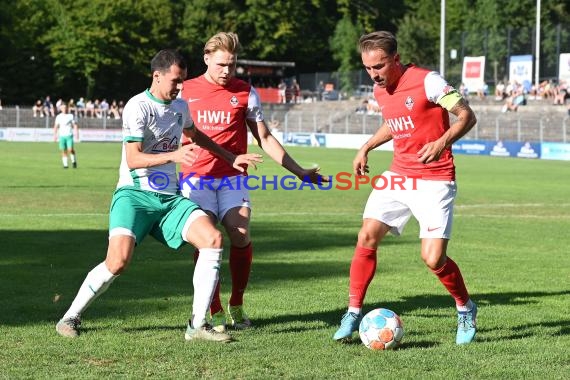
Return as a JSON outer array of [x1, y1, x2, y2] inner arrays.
[[41, 0, 177, 99], [0, 0, 569, 104], [329, 16, 362, 93]]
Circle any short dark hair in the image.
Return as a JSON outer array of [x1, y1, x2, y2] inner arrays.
[[150, 49, 186, 74], [358, 31, 398, 56]]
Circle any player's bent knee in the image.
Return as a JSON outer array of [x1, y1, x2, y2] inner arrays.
[[357, 228, 380, 247]]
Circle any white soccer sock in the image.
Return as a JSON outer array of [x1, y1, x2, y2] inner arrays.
[[348, 306, 362, 315], [456, 299, 474, 312], [191, 248, 222, 328], [62, 157, 68, 167], [62, 262, 118, 319], [70, 154, 76, 163]]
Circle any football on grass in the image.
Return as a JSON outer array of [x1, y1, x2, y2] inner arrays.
[[359, 308, 404, 350]]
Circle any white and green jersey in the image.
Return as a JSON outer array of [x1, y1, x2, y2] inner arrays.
[[118, 89, 194, 194], [54, 113, 76, 137]]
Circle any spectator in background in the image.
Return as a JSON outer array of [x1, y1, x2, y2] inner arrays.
[[355, 99, 368, 114], [109, 100, 121, 119], [93, 99, 102, 118], [476, 81, 488, 100], [553, 81, 567, 105], [100, 98, 109, 118], [292, 79, 301, 103], [494, 81, 506, 100], [68, 98, 77, 116], [118, 100, 125, 117], [502, 87, 526, 112], [43, 96, 55, 117], [56, 98, 64, 113], [278, 80, 287, 103], [33, 100, 43, 117], [76, 97, 85, 118], [317, 81, 325, 101], [85, 99, 95, 118]]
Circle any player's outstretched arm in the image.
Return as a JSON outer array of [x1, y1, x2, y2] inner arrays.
[[184, 128, 263, 172], [247, 119, 328, 184]]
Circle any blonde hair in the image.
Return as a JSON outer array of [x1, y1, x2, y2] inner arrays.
[[204, 32, 242, 55]]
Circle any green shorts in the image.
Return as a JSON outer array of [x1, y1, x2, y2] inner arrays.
[[108, 186, 201, 249], [59, 136, 74, 151]]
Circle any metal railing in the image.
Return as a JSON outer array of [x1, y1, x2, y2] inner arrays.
[[0, 106, 122, 130], [2, 104, 569, 143]]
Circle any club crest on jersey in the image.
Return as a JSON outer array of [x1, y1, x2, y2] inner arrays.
[[404, 96, 414, 111], [176, 113, 183, 127], [230, 96, 239, 107], [443, 84, 455, 94]]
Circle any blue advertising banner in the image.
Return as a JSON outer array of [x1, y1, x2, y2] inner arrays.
[[284, 133, 326, 147], [541, 142, 570, 160], [453, 140, 540, 159]]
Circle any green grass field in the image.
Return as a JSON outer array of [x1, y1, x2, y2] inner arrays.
[[0, 141, 569, 379]]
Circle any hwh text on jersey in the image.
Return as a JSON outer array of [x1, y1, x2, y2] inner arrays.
[[196, 110, 231, 124], [386, 116, 415, 133]]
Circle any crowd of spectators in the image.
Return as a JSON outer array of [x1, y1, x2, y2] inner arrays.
[[32, 96, 124, 119]]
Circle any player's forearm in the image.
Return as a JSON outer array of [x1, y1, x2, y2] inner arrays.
[[441, 106, 477, 147], [260, 134, 304, 177], [126, 150, 178, 169], [362, 123, 392, 152], [192, 129, 236, 166]]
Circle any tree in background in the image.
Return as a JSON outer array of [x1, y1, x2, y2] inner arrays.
[[0, 0, 568, 105], [329, 15, 362, 96]]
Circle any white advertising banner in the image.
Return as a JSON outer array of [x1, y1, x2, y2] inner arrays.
[[559, 53, 570, 83], [3, 128, 123, 142], [461, 56, 486, 93], [509, 55, 533, 87]]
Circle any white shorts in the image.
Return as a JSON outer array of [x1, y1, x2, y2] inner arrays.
[[362, 171, 457, 239], [180, 175, 251, 221]]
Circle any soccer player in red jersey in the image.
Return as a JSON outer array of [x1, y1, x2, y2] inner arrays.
[[333, 31, 478, 345], [180, 32, 326, 331]]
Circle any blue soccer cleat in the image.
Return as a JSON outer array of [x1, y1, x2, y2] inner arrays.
[[456, 303, 477, 345], [333, 311, 362, 341]]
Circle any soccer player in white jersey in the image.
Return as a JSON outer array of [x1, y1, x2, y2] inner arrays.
[[180, 32, 327, 332], [55, 49, 261, 342], [53, 103, 79, 168], [333, 31, 479, 345]]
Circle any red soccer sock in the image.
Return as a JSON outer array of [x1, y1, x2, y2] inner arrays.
[[431, 257, 470, 306], [348, 246, 377, 308], [194, 248, 223, 315], [228, 242, 253, 307]]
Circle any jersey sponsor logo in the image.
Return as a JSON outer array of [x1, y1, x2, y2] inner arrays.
[[386, 116, 415, 133], [230, 95, 239, 107], [404, 96, 414, 110], [151, 136, 179, 153], [196, 110, 231, 124], [187, 98, 201, 103]]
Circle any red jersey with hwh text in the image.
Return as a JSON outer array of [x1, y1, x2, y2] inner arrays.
[[374, 64, 457, 180], [180, 75, 264, 178]]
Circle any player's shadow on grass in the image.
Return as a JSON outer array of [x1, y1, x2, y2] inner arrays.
[[249, 291, 570, 347]]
